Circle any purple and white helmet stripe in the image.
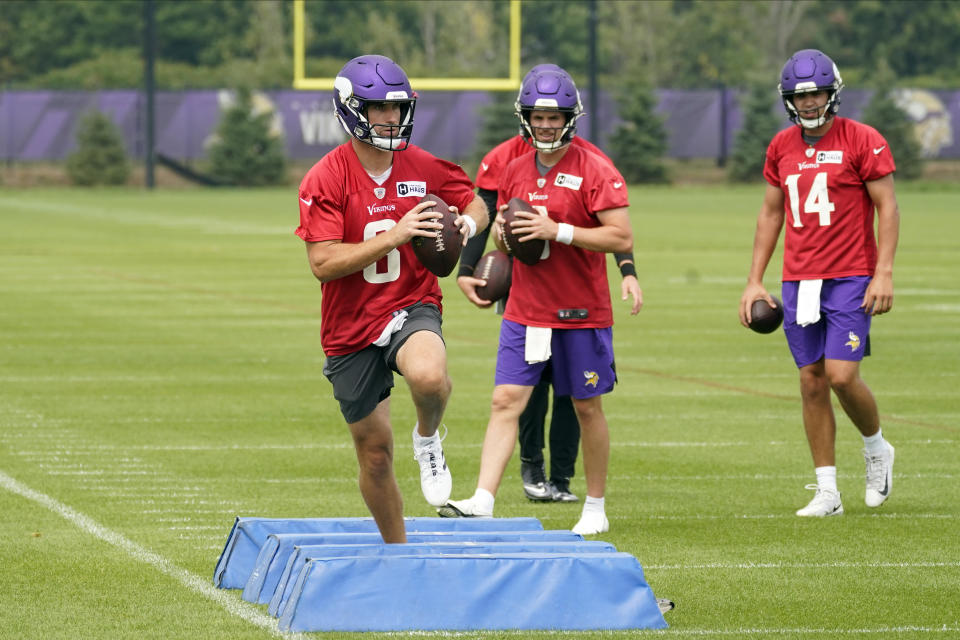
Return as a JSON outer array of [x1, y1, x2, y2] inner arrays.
[[333, 54, 417, 151], [778, 49, 844, 129]]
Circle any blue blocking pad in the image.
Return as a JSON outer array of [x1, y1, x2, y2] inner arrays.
[[277, 552, 668, 632], [243, 530, 584, 604], [268, 540, 618, 617], [213, 516, 543, 588]]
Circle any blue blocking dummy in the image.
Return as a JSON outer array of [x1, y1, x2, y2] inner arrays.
[[213, 516, 543, 588], [268, 540, 618, 617], [277, 552, 668, 632], [243, 530, 584, 604]]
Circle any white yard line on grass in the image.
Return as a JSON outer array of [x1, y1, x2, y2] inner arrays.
[[370, 624, 960, 637], [648, 560, 960, 570], [656, 626, 960, 636], [0, 469, 306, 640]]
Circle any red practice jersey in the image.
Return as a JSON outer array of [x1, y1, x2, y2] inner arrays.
[[764, 117, 896, 281], [297, 142, 476, 355], [497, 145, 629, 329], [475, 135, 611, 190]]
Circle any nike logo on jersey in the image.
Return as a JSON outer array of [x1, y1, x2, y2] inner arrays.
[[873, 146, 886, 155], [299, 197, 313, 206], [481, 162, 489, 171], [613, 182, 623, 188]]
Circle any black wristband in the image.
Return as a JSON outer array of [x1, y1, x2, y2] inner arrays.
[[619, 262, 637, 278]]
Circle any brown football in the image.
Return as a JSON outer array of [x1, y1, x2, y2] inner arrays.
[[474, 250, 512, 302], [411, 194, 463, 277], [749, 295, 784, 334], [501, 197, 545, 266]]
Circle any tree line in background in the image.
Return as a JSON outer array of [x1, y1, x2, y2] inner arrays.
[[2, 0, 940, 186], [3, 0, 959, 90]]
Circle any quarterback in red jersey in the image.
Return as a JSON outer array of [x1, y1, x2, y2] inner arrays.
[[457, 65, 642, 506], [739, 49, 900, 518], [296, 55, 487, 542], [441, 67, 635, 535]]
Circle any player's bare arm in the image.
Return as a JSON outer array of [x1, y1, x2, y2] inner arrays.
[[457, 275, 495, 308], [621, 276, 643, 315], [305, 200, 442, 282], [454, 194, 490, 246], [740, 183, 786, 326], [862, 173, 900, 315], [505, 206, 632, 254]]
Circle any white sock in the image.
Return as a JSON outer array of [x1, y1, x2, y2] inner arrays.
[[583, 495, 605, 513], [473, 488, 495, 513], [412, 422, 437, 444], [862, 429, 886, 454], [815, 466, 837, 493]]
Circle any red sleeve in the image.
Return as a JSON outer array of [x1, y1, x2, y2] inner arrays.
[[475, 145, 505, 190], [855, 124, 897, 182], [431, 154, 477, 214], [582, 150, 629, 213], [295, 155, 345, 242], [763, 134, 783, 187], [476, 137, 532, 191]]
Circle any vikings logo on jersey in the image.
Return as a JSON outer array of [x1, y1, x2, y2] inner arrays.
[[845, 331, 861, 351], [583, 371, 599, 388]]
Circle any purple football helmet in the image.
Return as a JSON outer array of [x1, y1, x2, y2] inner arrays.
[[778, 49, 844, 129], [333, 55, 416, 151], [515, 67, 583, 151], [523, 63, 565, 83]]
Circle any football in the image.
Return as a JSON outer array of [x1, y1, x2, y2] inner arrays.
[[500, 197, 545, 266], [474, 250, 512, 302], [749, 295, 784, 334], [411, 194, 463, 277]]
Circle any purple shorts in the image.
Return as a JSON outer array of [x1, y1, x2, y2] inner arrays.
[[494, 319, 616, 399], [782, 276, 872, 368]]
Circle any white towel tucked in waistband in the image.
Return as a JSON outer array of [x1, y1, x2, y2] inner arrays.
[[372, 310, 409, 346], [524, 326, 552, 364], [796, 279, 823, 326]]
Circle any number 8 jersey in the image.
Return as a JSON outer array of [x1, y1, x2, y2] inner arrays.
[[296, 142, 476, 356], [763, 116, 896, 281]]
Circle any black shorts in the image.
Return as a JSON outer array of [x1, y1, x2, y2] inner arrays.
[[322, 303, 443, 424]]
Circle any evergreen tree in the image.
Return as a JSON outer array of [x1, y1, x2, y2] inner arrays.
[[208, 88, 287, 186], [728, 85, 781, 182], [860, 89, 924, 181], [472, 91, 520, 164], [608, 80, 669, 184], [65, 110, 130, 186]]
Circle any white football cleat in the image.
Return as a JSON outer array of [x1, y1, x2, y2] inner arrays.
[[795, 484, 844, 517], [412, 425, 452, 507], [572, 510, 609, 535], [864, 442, 895, 507], [436, 496, 493, 518]]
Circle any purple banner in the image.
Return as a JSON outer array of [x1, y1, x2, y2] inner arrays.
[[1, 88, 957, 163]]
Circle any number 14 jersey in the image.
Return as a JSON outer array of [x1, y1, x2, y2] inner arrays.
[[763, 116, 896, 281]]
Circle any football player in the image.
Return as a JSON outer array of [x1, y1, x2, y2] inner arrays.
[[457, 64, 642, 506], [441, 67, 635, 535], [739, 49, 900, 517], [296, 55, 488, 542]]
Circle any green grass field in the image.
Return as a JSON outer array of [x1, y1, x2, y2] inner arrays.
[[1, 184, 958, 639]]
